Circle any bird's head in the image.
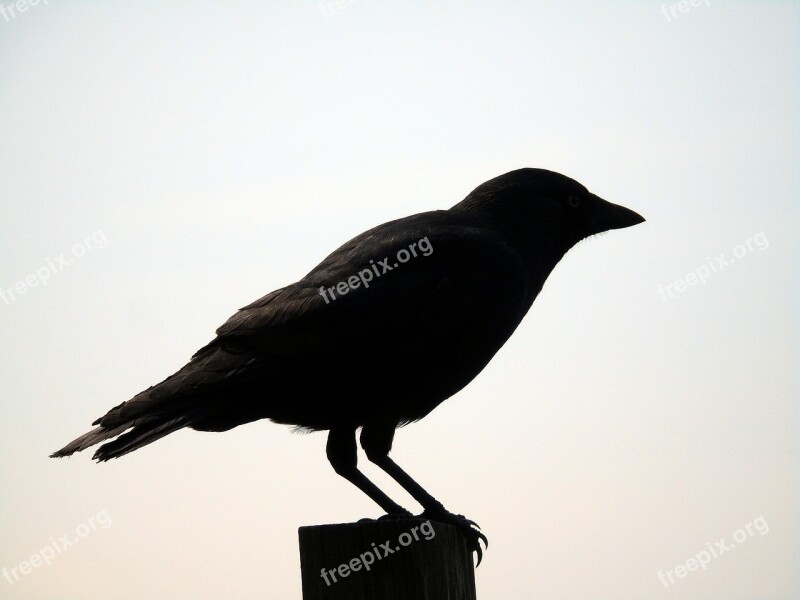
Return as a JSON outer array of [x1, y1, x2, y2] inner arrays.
[[452, 168, 645, 264]]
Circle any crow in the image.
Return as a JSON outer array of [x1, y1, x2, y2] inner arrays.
[[51, 168, 644, 563]]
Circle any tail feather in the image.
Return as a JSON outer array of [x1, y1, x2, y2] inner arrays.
[[51, 411, 202, 461], [49, 423, 133, 458], [91, 415, 196, 461], [51, 343, 250, 460]]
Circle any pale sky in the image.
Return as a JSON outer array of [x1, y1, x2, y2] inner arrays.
[[1, 2, 797, 599]]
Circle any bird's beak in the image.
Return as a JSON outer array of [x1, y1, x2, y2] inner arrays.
[[587, 194, 645, 234]]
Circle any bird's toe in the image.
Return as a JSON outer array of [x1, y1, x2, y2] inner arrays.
[[357, 508, 414, 524], [420, 507, 488, 566]]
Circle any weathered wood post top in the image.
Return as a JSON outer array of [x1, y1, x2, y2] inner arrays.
[[299, 517, 477, 599]]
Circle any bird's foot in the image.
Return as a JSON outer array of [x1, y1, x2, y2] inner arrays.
[[377, 508, 414, 520], [357, 507, 414, 524], [420, 504, 488, 566]]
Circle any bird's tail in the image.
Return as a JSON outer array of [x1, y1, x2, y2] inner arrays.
[[50, 411, 199, 461]]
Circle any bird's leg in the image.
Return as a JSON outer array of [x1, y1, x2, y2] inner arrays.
[[326, 426, 412, 517], [360, 423, 488, 564]]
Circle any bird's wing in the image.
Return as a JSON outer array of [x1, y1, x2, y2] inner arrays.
[[208, 211, 530, 358], [108, 212, 530, 418]]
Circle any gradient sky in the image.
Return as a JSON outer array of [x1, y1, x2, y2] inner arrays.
[[1, 2, 797, 599]]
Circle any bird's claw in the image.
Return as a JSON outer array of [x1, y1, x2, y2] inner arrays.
[[420, 508, 488, 566], [378, 508, 414, 520], [358, 508, 414, 524]]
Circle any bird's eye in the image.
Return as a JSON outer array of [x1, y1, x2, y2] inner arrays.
[[568, 195, 581, 208]]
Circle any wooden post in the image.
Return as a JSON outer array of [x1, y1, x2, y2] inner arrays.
[[299, 517, 477, 600]]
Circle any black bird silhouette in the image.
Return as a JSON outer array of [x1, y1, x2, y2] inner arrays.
[[51, 168, 644, 563]]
